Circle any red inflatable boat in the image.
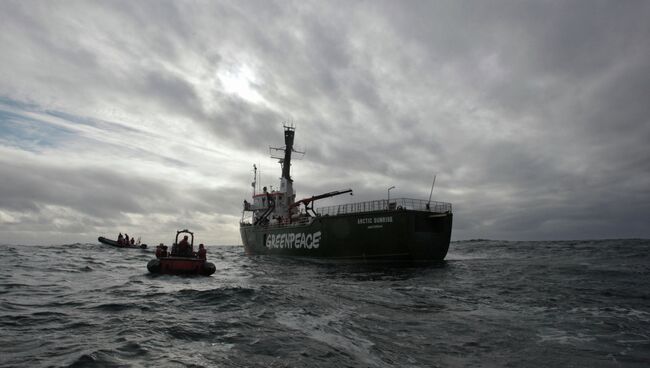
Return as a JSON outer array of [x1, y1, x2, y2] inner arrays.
[[147, 229, 216, 276]]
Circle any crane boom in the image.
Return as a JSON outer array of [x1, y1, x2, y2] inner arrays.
[[289, 189, 353, 209]]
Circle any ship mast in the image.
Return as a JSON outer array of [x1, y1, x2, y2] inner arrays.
[[270, 124, 304, 199], [264, 124, 303, 222], [281, 126, 295, 181]]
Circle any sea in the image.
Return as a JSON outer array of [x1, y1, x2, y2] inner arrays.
[[1, 239, 649, 367]]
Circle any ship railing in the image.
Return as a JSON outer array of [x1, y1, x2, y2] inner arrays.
[[261, 215, 315, 230], [314, 198, 452, 217]]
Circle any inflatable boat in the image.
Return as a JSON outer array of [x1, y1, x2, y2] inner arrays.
[[147, 229, 216, 276], [98, 236, 147, 249]]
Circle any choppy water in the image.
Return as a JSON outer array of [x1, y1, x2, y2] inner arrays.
[[1, 239, 649, 367]]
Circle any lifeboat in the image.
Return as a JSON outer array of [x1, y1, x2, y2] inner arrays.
[[147, 229, 216, 276]]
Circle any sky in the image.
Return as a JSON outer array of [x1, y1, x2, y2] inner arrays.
[[1, 0, 649, 245]]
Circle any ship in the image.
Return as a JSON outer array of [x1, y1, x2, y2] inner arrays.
[[240, 125, 453, 261]]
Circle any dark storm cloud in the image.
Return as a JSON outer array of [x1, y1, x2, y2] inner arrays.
[[1, 0, 649, 242]]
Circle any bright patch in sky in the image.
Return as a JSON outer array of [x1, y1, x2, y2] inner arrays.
[[217, 65, 264, 104]]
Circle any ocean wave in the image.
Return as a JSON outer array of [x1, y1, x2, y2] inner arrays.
[[84, 302, 139, 312], [65, 351, 124, 368], [175, 286, 259, 303]]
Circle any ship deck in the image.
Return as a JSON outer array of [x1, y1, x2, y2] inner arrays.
[[241, 198, 452, 230], [315, 198, 451, 216]]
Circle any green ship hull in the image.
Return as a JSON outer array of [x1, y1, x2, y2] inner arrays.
[[241, 209, 452, 261]]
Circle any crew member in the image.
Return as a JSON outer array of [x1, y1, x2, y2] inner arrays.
[[130, 237, 135, 245], [197, 244, 207, 260], [178, 235, 190, 256], [117, 233, 124, 245], [124, 233, 130, 245]]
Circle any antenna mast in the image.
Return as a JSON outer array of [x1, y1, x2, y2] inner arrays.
[[427, 174, 437, 206], [252, 164, 257, 196], [269, 123, 304, 191], [270, 124, 304, 180]]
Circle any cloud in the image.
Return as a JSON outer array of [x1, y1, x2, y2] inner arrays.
[[1, 0, 649, 244]]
